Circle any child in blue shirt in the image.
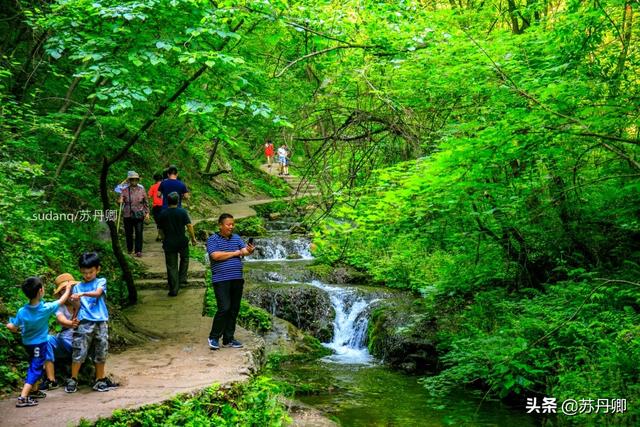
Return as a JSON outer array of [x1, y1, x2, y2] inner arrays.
[[6, 276, 72, 407], [65, 252, 117, 393], [40, 273, 80, 391]]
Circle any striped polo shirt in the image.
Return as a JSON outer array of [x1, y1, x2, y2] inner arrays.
[[206, 233, 247, 283]]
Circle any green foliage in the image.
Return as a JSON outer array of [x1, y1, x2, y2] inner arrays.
[[252, 177, 289, 198], [204, 286, 272, 332], [3, 0, 640, 420], [302, 0, 640, 418], [253, 201, 290, 218], [87, 377, 290, 426], [420, 281, 640, 422], [234, 216, 267, 237]]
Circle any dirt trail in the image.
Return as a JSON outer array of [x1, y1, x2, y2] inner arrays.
[[0, 198, 272, 427]]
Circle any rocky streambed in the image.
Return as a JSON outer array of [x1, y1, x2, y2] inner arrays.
[[238, 216, 536, 426]]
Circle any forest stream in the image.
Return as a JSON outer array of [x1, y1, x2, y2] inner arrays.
[[244, 218, 541, 426]]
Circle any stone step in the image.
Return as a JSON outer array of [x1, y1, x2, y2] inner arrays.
[[141, 266, 207, 280], [135, 278, 207, 289], [289, 183, 317, 189]]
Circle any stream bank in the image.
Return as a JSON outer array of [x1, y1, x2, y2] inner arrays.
[[240, 213, 542, 426]]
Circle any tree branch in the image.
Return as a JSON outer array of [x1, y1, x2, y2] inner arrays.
[[275, 45, 375, 78]]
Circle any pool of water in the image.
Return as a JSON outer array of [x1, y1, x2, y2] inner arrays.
[[275, 359, 543, 427], [251, 221, 545, 426]]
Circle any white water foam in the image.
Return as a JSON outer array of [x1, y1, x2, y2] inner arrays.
[[310, 280, 377, 365], [246, 237, 313, 262]]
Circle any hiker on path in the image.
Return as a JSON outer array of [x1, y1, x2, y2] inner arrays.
[[206, 213, 255, 350], [158, 165, 190, 209], [147, 173, 164, 241], [277, 144, 289, 176], [264, 140, 274, 169], [6, 277, 72, 407], [66, 252, 118, 393], [117, 171, 149, 257], [40, 273, 81, 392], [157, 192, 197, 297]]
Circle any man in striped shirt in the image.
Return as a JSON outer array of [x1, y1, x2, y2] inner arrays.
[[205, 213, 255, 350]]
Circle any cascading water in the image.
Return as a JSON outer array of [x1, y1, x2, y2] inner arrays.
[[249, 221, 376, 364], [247, 218, 538, 426], [247, 236, 313, 261], [310, 280, 376, 364]]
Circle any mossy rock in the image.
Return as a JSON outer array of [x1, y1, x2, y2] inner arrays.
[[289, 224, 309, 235], [234, 216, 267, 237], [261, 317, 332, 357], [195, 228, 211, 242], [245, 284, 335, 342], [307, 263, 371, 285], [367, 298, 438, 374], [193, 220, 217, 240], [253, 201, 290, 218]]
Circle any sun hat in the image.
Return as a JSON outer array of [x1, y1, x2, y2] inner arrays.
[[53, 273, 80, 295], [127, 170, 140, 180]]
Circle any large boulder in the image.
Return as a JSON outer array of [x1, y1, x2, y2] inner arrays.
[[244, 284, 335, 342], [368, 298, 438, 374], [307, 263, 370, 285], [261, 316, 331, 357]]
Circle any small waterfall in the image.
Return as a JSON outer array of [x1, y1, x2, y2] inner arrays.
[[247, 236, 312, 261], [310, 280, 376, 364]]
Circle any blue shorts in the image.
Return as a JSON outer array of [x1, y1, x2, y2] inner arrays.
[[278, 156, 287, 165], [46, 334, 72, 362], [24, 342, 47, 385]]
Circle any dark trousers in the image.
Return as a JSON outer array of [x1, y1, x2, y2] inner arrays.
[[151, 206, 162, 229], [164, 246, 189, 296], [209, 279, 244, 343], [123, 217, 144, 253]]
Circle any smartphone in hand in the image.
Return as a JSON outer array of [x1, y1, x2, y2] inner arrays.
[[247, 237, 254, 245]]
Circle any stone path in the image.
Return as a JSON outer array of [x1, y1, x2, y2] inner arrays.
[[0, 287, 262, 427], [0, 200, 269, 427], [0, 171, 326, 427], [260, 164, 318, 196]]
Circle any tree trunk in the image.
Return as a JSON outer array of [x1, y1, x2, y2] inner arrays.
[[98, 20, 245, 305], [58, 77, 82, 114], [55, 78, 105, 179], [610, 1, 633, 97], [100, 157, 137, 305], [205, 137, 221, 173]]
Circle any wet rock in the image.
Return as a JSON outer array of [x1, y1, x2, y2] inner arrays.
[[269, 212, 282, 221], [289, 224, 308, 234], [195, 228, 211, 241], [245, 284, 335, 342], [193, 220, 218, 239], [261, 316, 330, 356], [307, 264, 371, 285], [244, 262, 315, 284], [368, 298, 438, 375]]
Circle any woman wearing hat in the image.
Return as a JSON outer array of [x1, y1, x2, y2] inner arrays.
[[41, 273, 80, 391], [117, 171, 149, 257]]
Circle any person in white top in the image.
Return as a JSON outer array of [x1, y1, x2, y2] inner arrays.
[[277, 145, 289, 176]]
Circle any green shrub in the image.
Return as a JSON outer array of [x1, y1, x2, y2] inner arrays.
[[88, 377, 290, 426], [234, 216, 267, 237]]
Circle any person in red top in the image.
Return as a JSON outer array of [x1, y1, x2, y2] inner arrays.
[[148, 173, 164, 241], [264, 140, 274, 169]]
